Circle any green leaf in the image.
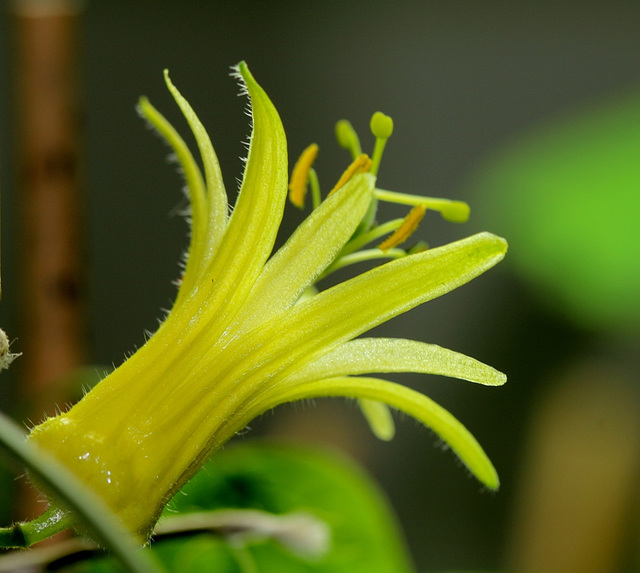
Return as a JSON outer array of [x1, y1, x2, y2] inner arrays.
[[472, 91, 640, 333], [162, 441, 414, 573], [61, 442, 414, 573]]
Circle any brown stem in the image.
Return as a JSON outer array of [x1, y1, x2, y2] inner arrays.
[[11, 0, 86, 519]]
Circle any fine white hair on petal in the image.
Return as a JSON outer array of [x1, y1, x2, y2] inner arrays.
[[230, 64, 256, 199], [229, 63, 250, 98]]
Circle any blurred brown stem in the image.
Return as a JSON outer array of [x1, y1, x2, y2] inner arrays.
[[12, 0, 86, 519]]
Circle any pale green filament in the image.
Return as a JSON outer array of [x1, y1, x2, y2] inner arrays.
[[315, 219, 405, 283], [374, 188, 470, 223], [308, 168, 322, 210], [320, 248, 406, 279], [369, 112, 394, 176], [407, 241, 428, 254], [341, 218, 406, 257], [319, 219, 408, 281], [335, 119, 362, 159], [357, 111, 394, 230]]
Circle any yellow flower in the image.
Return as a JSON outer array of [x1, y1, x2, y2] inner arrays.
[[27, 62, 507, 540]]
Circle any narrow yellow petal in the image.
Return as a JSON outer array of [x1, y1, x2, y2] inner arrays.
[[234, 173, 375, 333], [289, 337, 507, 386], [242, 233, 507, 376], [239, 376, 500, 490], [170, 61, 289, 341], [57, 62, 291, 453], [163, 71, 228, 243], [177, 233, 507, 421], [137, 96, 208, 303]]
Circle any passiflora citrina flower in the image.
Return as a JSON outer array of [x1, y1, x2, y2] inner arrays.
[[27, 62, 507, 540]]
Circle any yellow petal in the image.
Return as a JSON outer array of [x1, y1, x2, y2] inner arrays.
[[241, 376, 500, 490], [290, 337, 507, 386], [235, 173, 374, 332]]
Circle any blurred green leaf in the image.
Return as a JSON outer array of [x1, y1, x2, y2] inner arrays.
[[56, 441, 414, 573], [472, 91, 640, 333]]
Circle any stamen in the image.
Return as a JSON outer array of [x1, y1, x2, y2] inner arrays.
[[308, 168, 322, 210], [335, 119, 362, 160], [378, 205, 426, 252], [288, 143, 319, 209], [374, 188, 470, 223], [359, 399, 396, 441], [439, 201, 471, 223], [341, 218, 406, 257], [320, 247, 406, 279], [328, 154, 372, 196], [369, 112, 394, 176], [407, 241, 428, 254]]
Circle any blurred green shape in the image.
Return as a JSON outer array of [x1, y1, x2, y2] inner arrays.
[[161, 441, 413, 572], [472, 92, 640, 333], [63, 442, 414, 573]]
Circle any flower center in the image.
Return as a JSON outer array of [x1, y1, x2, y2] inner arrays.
[[288, 112, 471, 282]]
